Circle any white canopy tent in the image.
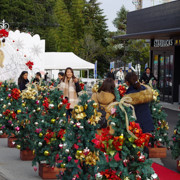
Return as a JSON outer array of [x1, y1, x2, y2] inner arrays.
[[43, 52, 94, 79]]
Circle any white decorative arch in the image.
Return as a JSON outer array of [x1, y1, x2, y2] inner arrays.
[[0, 30, 45, 82]]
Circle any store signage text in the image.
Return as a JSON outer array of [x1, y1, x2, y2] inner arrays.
[[154, 39, 173, 47]]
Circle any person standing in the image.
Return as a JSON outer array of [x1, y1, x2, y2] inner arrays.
[[116, 68, 124, 84], [18, 71, 29, 91], [33, 72, 41, 84], [44, 72, 48, 81], [125, 72, 154, 133], [107, 68, 115, 80], [59, 67, 81, 119], [57, 72, 64, 84], [91, 78, 116, 134], [140, 67, 157, 84]]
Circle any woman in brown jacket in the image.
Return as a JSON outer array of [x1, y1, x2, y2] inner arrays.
[[91, 78, 116, 134]]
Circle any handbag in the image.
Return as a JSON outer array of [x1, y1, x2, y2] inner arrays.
[[97, 103, 107, 129]]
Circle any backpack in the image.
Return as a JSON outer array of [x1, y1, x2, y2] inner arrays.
[[97, 103, 107, 129]]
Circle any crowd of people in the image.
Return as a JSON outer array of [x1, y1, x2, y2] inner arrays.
[[17, 66, 156, 140]]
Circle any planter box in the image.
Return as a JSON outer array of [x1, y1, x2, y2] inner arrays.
[[0, 133, 8, 138], [8, 137, 17, 148], [177, 160, 180, 172], [20, 150, 35, 161], [148, 147, 167, 158], [39, 163, 65, 179]]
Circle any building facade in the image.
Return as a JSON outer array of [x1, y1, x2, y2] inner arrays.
[[115, 1, 180, 103]]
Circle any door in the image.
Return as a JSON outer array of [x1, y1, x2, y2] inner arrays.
[[152, 52, 174, 102]]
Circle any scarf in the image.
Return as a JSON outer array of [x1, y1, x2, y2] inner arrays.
[[60, 77, 78, 109]]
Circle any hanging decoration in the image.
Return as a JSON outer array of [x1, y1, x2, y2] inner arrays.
[[0, 19, 9, 46], [26, 60, 34, 70]]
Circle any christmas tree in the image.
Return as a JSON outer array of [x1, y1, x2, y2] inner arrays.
[[0, 81, 21, 136], [57, 92, 103, 180], [15, 84, 43, 151], [171, 114, 180, 159], [92, 100, 158, 180], [149, 88, 170, 148], [32, 86, 68, 169]]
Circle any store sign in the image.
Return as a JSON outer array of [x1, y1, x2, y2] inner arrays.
[[154, 39, 173, 47]]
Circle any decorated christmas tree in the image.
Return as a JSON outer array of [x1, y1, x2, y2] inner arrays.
[[92, 101, 158, 180], [14, 85, 42, 151], [32, 87, 68, 169], [149, 88, 170, 148], [171, 114, 180, 160], [0, 81, 21, 136], [57, 92, 103, 180]]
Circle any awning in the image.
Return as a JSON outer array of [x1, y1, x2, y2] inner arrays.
[[113, 27, 180, 40]]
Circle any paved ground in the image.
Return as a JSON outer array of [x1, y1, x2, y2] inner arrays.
[[0, 138, 40, 180], [161, 108, 179, 173]]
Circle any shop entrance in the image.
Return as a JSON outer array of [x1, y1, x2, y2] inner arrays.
[[153, 52, 174, 103]]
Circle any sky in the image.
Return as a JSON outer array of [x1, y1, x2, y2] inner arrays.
[[98, 0, 175, 31]]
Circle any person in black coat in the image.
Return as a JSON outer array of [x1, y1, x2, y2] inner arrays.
[[18, 71, 29, 91], [139, 67, 157, 84], [107, 68, 115, 80], [125, 72, 154, 133], [33, 72, 41, 84]]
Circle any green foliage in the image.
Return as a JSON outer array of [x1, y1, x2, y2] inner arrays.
[[171, 114, 180, 159], [57, 93, 102, 179], [0, 82, 20, 136], [107, 5, 150, 69], [96, 105, 156, 179], [149, 88, 170, 148]]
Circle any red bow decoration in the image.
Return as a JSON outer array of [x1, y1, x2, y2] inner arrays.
[[3, 109, 16, 119], [100, 169, 121, 180], [26, 61, 34, 70], [118, 85, 126, 97], [79, 82, 85, 90], [57, 129, 65, 139], [44, 130, 55, 144], [43, 97, 49, 112], [0, 29, 9, 38], [11, 88, 21, 100], [62, 98, 71, 110], [129, 121, 152, 147]]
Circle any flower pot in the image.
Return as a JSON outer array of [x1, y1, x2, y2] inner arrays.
[[148, 147, 167, 158], [20, 150, 35, 161], [39, 163, 65, 179], [0, 133, 8, 138], [7, 137, 17, 148], [177, 160, 180, 172]]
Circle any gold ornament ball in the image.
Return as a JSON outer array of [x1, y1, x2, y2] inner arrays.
[[76, 150, 82, 156], [84, 104, 88, 110], [93, 103, 98, 109], [33, 149, 35, 155], [61, 163, 66, 168], [39, 133, 43, 138], [63, 113, 66, 117], [17, 109, 21, 114], [51, 119, 56, 124], [22, 103, 26, 107], [16, 145, 21, 149], [37, 107, 41, 111], [174, 129, 177, 134], [44, 151, 50, 156]]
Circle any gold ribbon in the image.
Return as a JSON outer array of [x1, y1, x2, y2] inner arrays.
[[107, 97, 138, 139]]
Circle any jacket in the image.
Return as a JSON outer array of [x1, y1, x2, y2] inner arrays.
[[19, 79, 29, 91], [125, 85, 154, 133], [116, 71, 124, 81], [107, 72, 115, 80], [92, 91, 115, 134], [139, 72, 157, 84]]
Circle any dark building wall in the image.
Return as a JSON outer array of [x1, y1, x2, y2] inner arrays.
[[127, 1, 180, 34], [174, 46, 180, 102]]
